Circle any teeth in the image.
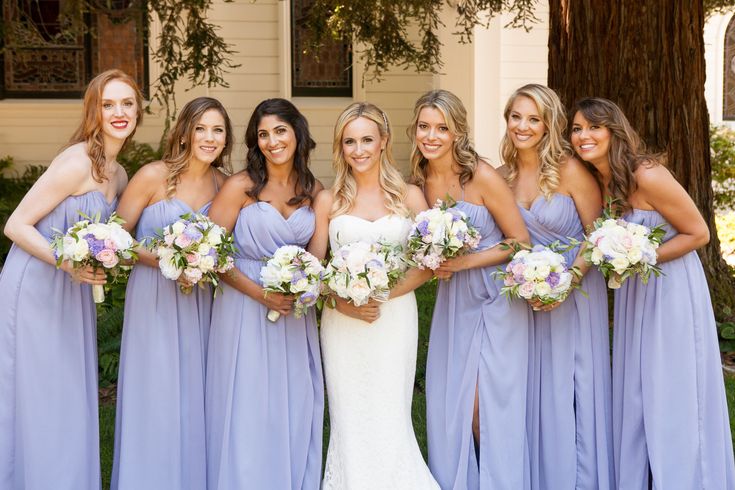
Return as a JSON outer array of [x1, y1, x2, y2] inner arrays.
[[111, 122, 127, 128], [580, 144, 595, 149], [270, 148, 285, 154], [515, 134, 531, 141]]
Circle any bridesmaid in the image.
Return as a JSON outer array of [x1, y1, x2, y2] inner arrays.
[[0, 69, 141, 489], [111, 97, 231, 490], [411, 89, 533, 489], [571, 97, 735, 489], [500, 84, 613, 489], [205, 98, 324, 490]]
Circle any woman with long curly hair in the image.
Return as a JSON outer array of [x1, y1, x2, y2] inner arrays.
[[410, 89, 532, 489], [309, 102, 438, 489], [205, 98, 324, 489], [0, 69, 142, 489], [112, 96, 231, 490], [501, 84, 613, 489], [571, 97, 735, 488]]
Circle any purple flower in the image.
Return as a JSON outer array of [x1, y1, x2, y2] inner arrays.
[[84, 234, 105, 256], [546, 272, 560, 287], [299, 291, 317, 306], [183, 224, 203, 242], [291, 270, 307, 284], [447, 208, 463, 221], [417, 220, 430, 237]]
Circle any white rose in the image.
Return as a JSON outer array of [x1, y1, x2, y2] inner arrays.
[[197, 243, 212, 255], [590, 247, 604, 264], [348, 279, 372, 306], [171, 221, 186, 235], [184, 267, 203, 284], [159, 256, 182, 280], [535, 264, 551, 279], [610, 256, 630, 274], [88, 223, 111, 240], [71, 238, 90, 262], [535, 281, 552, 298], [110, 226, 133, 250], [199, 255, 215, 272], [207, 231, 222, 246], [626, 247, 643, 264]]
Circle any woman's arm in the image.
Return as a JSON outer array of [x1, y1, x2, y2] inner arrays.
[[635, 164, 709, 263], [436, 164, 530, 279], [565, 158, 603, 276]]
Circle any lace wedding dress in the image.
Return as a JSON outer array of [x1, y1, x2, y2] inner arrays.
[[320, 214, 439, 490]]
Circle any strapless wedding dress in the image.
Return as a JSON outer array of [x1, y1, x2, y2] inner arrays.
[[320, 214, 439, 490]]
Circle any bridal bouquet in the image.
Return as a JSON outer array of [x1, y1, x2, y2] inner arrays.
[[582, 217, 664, 289], [406, 199, 481, 270], [51, 212, 136, 303], [497, 244, 578, 306], [260, 245, 324, 322], [323, 240, 408, 306], [152, 213, 236, 294]]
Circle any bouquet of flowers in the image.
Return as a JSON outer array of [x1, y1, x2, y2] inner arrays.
[[497, 244, 578, 307], [260, 245, 324, 322], [152, 213, 236, 294], [51, 212, 137, 303], [323, 240, 408, 307], [582, 217, 665, 289], [406, 199, 481, 270]]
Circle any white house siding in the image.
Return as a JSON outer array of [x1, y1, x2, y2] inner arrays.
[[0, 0, 551, 182]]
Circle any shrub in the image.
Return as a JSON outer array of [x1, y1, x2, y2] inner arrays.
[[711, 125, 735, 211]]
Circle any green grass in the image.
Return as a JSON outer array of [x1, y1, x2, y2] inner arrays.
[[97, 280, 735, 488]]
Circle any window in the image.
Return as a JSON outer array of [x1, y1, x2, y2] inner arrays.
[[290, 0, 352, 97], [723, 14, 735, 120], [1, 0, 148, 99]]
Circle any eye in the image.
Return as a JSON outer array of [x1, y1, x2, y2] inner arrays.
[[215, 128, 225, 133], [343, 138, 355, 145], [418, 123, 428, 130], [510, 114, 520, 120], [363, 137, 374, 143], [195, 126, 205, 132], [590, 125, 600, 130], [123, 101, 134, 108], [439, 126, 449, 132], [258, 131, 268, 138], [571, 126, 581, 133], [103, 103, 113, 109], [276, 127, 287, 134], [530, 118, 540, 124]]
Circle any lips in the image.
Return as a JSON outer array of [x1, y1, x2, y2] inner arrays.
[[514, 133, 533, 142], [111, 121, 128, 129], [421, 143, 441, 152], [199, 146, 217, 153]]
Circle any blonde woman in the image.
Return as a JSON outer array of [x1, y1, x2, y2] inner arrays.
[[409, 89, 532, 489], [112, 97, 231, 490], [500, 84, 612, 489], [1, 69, 141, 490], [309, 102, 438, 489]]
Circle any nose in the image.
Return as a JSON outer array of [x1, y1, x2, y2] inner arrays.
[[427, 127, 437, 140], [268, 133, 278, 147], [113, 103, 124, 116]]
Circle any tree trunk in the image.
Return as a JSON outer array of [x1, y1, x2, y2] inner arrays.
[[548, 0, 735, 319]]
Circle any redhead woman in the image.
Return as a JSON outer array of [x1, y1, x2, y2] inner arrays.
[[0, 69, 142, 489]]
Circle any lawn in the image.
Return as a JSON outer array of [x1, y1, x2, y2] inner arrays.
[[98, 281, 735, 488]]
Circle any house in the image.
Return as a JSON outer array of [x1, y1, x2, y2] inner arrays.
[[0, 0, 549, 182]]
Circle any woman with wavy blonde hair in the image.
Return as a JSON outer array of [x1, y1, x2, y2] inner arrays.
[[309, 102, 438, 489], [1, 69, 140, 489], [112, 96, 230, 490], [408, 89, 532, 489], [501, 84, 613, 489]]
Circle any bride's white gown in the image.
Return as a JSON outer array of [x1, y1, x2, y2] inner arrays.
[[321, 214, 439, 490]]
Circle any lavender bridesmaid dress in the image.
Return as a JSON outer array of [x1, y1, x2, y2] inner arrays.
[[111, 199, 213, 490], [613, 209, 735, 489], [520, 194, 613, 490], [205, 202, 323, 490], [0, 191, 116, 490], [426, 200, 533, 490]]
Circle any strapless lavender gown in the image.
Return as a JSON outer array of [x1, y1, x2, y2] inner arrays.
[[111, 199, 213, 490], [426, 201, 533, 490], [0, 191, 116, 490], [613, 209, 735, 489], [206, 202, 323, 490], [520, 194, 613, 490]]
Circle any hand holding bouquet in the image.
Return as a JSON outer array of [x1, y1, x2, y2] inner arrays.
[[260, 245, 324, 322], [324, 240, 408, 307], [51, 212, 137, 303], [582, 217, 664, 289], [497, 244, 579, 309], [406, 199, 481, 270], [152, 213, 236, 294]]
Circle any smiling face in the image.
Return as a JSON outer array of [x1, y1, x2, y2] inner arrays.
[[189, 108, 227, 166], [415, 107, 455, 164], [570, 111, 612, 166], [256, 115, 297, 167], [100, 79, 138, 143], [341, 116, 386, 176], [506, 95, 546, 152]]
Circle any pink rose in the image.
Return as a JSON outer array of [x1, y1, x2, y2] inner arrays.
[[422, 253, 442, 270], [186, 253, 201, 266], [174, 234, 193, 248], [96, 249, 119, 268], [183, 267, 203, 284]]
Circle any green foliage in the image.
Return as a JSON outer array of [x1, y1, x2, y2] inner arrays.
[[710, 126, 735, 210], [305, 0, 538, 79], [705, 0, 735, 18], [716, 212, 735, 269], [118, 140, 163, 176], [96, 279, 128, 387]]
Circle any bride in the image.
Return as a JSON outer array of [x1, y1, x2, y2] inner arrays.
[[309, 102, 439, 489]]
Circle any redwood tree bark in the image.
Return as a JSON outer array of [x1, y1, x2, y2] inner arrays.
[[548, 0, 735, 317]]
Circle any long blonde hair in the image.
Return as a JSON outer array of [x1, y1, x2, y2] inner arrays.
[[161, 97, 234, 198], [407, 90, 479, 187], [68, 69, 143, 183], [499, 84, 571, 199], [330, 102, 409, 218]]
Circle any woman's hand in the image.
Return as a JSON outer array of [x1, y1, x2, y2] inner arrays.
[[60, 262, 107, 285], [434, 255, 470, 281], [261, 290, 295, 317], [334, 297, 381, 323]]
